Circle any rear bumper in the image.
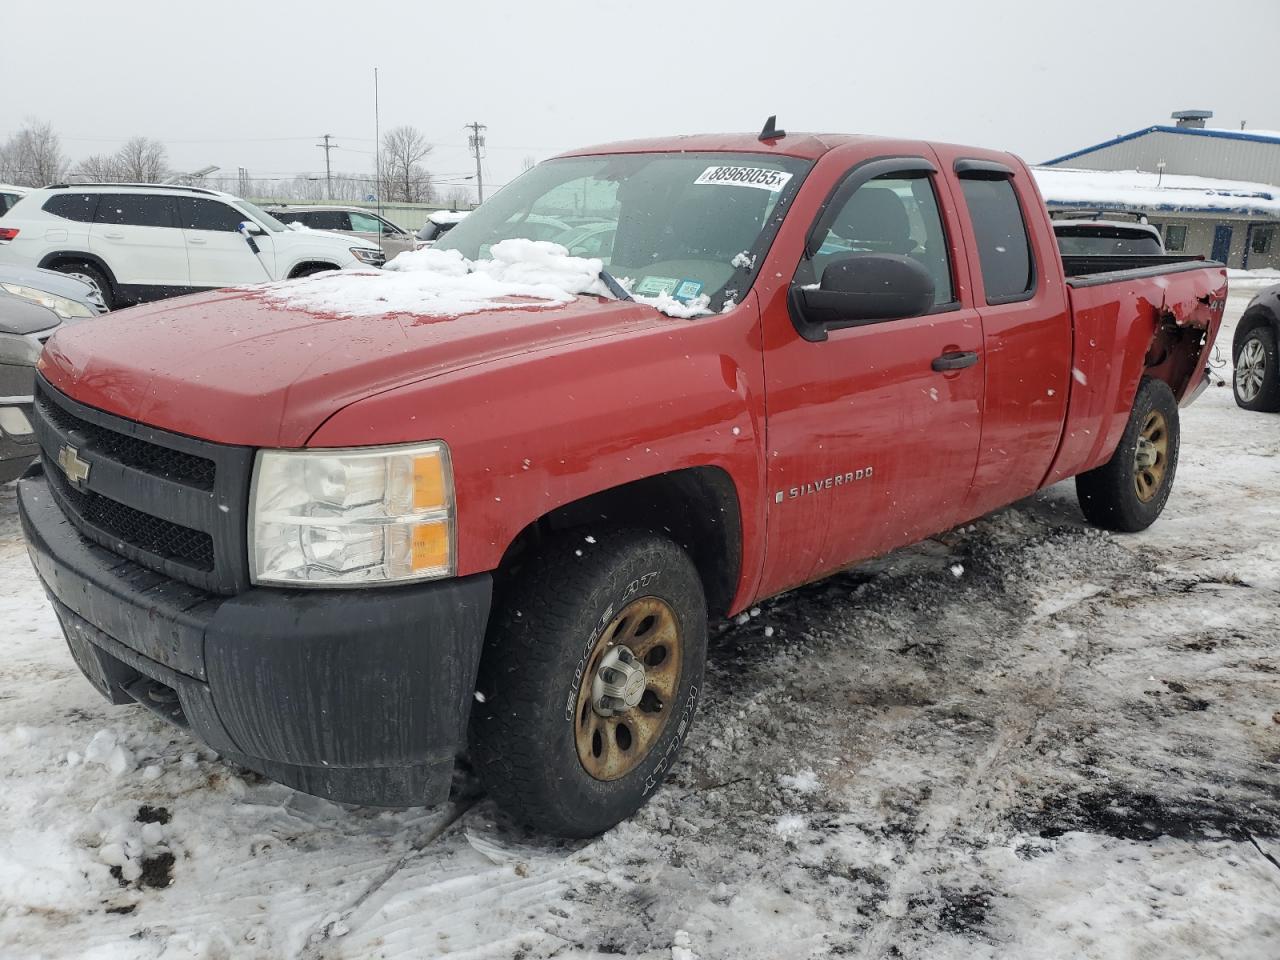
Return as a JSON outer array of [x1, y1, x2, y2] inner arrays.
[[18, 464, 492, 807]]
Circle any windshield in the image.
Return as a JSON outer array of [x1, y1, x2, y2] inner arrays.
[[436, 152, 811, 310], [236, 199, 288, 233]]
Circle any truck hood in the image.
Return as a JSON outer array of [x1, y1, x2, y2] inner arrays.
[[39, 285, 671, 446]]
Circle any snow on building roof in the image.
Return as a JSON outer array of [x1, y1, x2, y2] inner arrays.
[[1031, 166, 1280, 219]]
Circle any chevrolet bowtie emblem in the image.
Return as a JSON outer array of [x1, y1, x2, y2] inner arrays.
[[56, 444, 91, 486]]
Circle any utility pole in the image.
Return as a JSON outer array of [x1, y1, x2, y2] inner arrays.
[[316, 133, 337, 199], [466, 121, 486, 204]]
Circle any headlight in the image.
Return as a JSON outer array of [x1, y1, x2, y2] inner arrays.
[[1, 283, 95, 319], [249, 441, 455, 587], [349, 246, 385, 266]]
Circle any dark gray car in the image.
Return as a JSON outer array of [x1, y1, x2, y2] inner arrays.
[[1, 265, 106, 482]]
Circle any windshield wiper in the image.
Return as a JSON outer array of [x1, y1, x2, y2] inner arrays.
[[599, 268, 632, 301]]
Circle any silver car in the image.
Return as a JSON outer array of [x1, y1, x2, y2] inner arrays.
[[1, 265, 106, 482], [268, 205, 416, 259]]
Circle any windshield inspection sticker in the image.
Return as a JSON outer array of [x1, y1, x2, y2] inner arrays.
[[694, 165, 793, 191], [635, 276, 680, 296], [673, 279, 704, 301]]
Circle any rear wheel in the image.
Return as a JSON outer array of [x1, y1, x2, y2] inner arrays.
[[1076, 377, 1180, 532], [50, 261, 112, 310], [1234, 325, 1280, 412], [469, 529, 707, 837]]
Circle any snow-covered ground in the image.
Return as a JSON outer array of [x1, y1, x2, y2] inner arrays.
[[1, 288, 1277, 960]]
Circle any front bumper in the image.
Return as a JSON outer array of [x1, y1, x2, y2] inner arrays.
[[18, 464, 492, 807], [0, 394, 37, 484]]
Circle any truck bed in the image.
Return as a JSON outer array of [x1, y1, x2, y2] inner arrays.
[[1060, 253, 1210, 284]]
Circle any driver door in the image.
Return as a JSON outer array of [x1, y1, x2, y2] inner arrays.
[[179, 197, 274, 287], [758, 156, 985, 597]]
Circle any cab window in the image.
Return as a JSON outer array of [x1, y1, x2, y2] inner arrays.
[[802, 174, 954, 307], [302, 210, 350, 231], [958, 176, 1035, 304], [179, 197, 247, 232], [93, 194, 177, 228], [349, 211, 385, 234]]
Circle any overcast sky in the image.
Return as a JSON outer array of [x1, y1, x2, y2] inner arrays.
[[6, 0, 1276, 199]]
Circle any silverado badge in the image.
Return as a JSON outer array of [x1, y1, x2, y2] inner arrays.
[[56, 444, 91, 487]]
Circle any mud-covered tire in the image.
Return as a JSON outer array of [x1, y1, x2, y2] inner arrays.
[[1233, 325, 1280, 412], [1076, 377, 1180, 533], [469, 529, 707, 838]]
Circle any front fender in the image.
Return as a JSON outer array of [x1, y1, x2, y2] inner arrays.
[[307, 298, 769, 597]]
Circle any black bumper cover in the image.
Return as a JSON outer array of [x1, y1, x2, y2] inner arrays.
[[18, 464, 492, 807]]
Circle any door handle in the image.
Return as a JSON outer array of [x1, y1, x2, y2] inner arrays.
[[102, 231, 124, 240], [931, 351, 979, 372], [188, 236, 207, 244]]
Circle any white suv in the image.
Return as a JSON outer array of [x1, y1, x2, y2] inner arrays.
[[0, 184, 384, 308]]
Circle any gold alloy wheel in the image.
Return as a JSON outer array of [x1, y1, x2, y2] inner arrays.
[[574, 596, 682, 781], [1133, 410, 1169, 503]]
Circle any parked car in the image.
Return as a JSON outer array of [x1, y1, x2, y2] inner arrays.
[[415, 209, 469, 247], [1233, 281, 1280, 411], [0, 264, 105, 482], [0, 184, 384, 309], [268, 204, 416, 260], [555, 220, 616, 258], [1053, 218, 1165, 256], [0, 184, 26, 215], [17, 130, 1225, 838]]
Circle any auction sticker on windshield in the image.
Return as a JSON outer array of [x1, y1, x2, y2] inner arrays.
[[694, 166, 793, 191]]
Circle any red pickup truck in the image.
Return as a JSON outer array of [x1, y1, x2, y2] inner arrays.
[[19, 129, 1225, 837]]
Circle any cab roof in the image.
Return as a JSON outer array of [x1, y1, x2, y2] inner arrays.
[[555, 132, 879, 162]]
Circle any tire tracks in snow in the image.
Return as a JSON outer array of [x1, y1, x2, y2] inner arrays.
[[854, 571, 1127, 958], [297, 795, 480, 959]]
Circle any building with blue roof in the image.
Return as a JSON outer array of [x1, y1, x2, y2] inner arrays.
[[1038, 111, 1280, 269]]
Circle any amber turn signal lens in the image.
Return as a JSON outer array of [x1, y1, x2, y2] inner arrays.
[[413, 453, 447, 511], [411, 521, 450, 572]]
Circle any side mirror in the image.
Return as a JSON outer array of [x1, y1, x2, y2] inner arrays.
[[239, 221, 266, 236], [791, 254, 935, 338]]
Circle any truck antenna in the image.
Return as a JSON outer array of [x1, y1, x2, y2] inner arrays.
[[758, 115, 786, 142]]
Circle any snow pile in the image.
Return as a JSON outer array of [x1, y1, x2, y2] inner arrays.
[[426, 209, 469, 226], [258, 239, 613, 319], [1228, 267, 1280, 294], [1033, 166, 1280, 216]]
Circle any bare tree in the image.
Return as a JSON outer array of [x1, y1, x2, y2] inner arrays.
[[444, 186, 472, 210], [521, 155, 537, 174], [71, 153, 124, 183], [379, 126, 434, 203], [0, 119, 67, 186], [113, 136, 169, 183]]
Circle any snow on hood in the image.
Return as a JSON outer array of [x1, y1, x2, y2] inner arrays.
[[257, 238, 712, 319]]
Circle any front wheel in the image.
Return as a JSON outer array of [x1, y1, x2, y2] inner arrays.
[[51, 261, 112, 310], [1234, 325, 1280, 412], [1076, 376, 1180, 532], [469, 529, 707, 838]]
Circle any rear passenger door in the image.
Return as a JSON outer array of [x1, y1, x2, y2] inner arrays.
[[88, 194, 189, 291], [178, 197, 271, 287], [937, 155, 1072, 519], [759, 156, 986, 597]]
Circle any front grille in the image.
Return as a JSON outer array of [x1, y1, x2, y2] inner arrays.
[[36, 392, 216, 490], [33, 378, 255, 594], [48, 467, 214, 570]]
